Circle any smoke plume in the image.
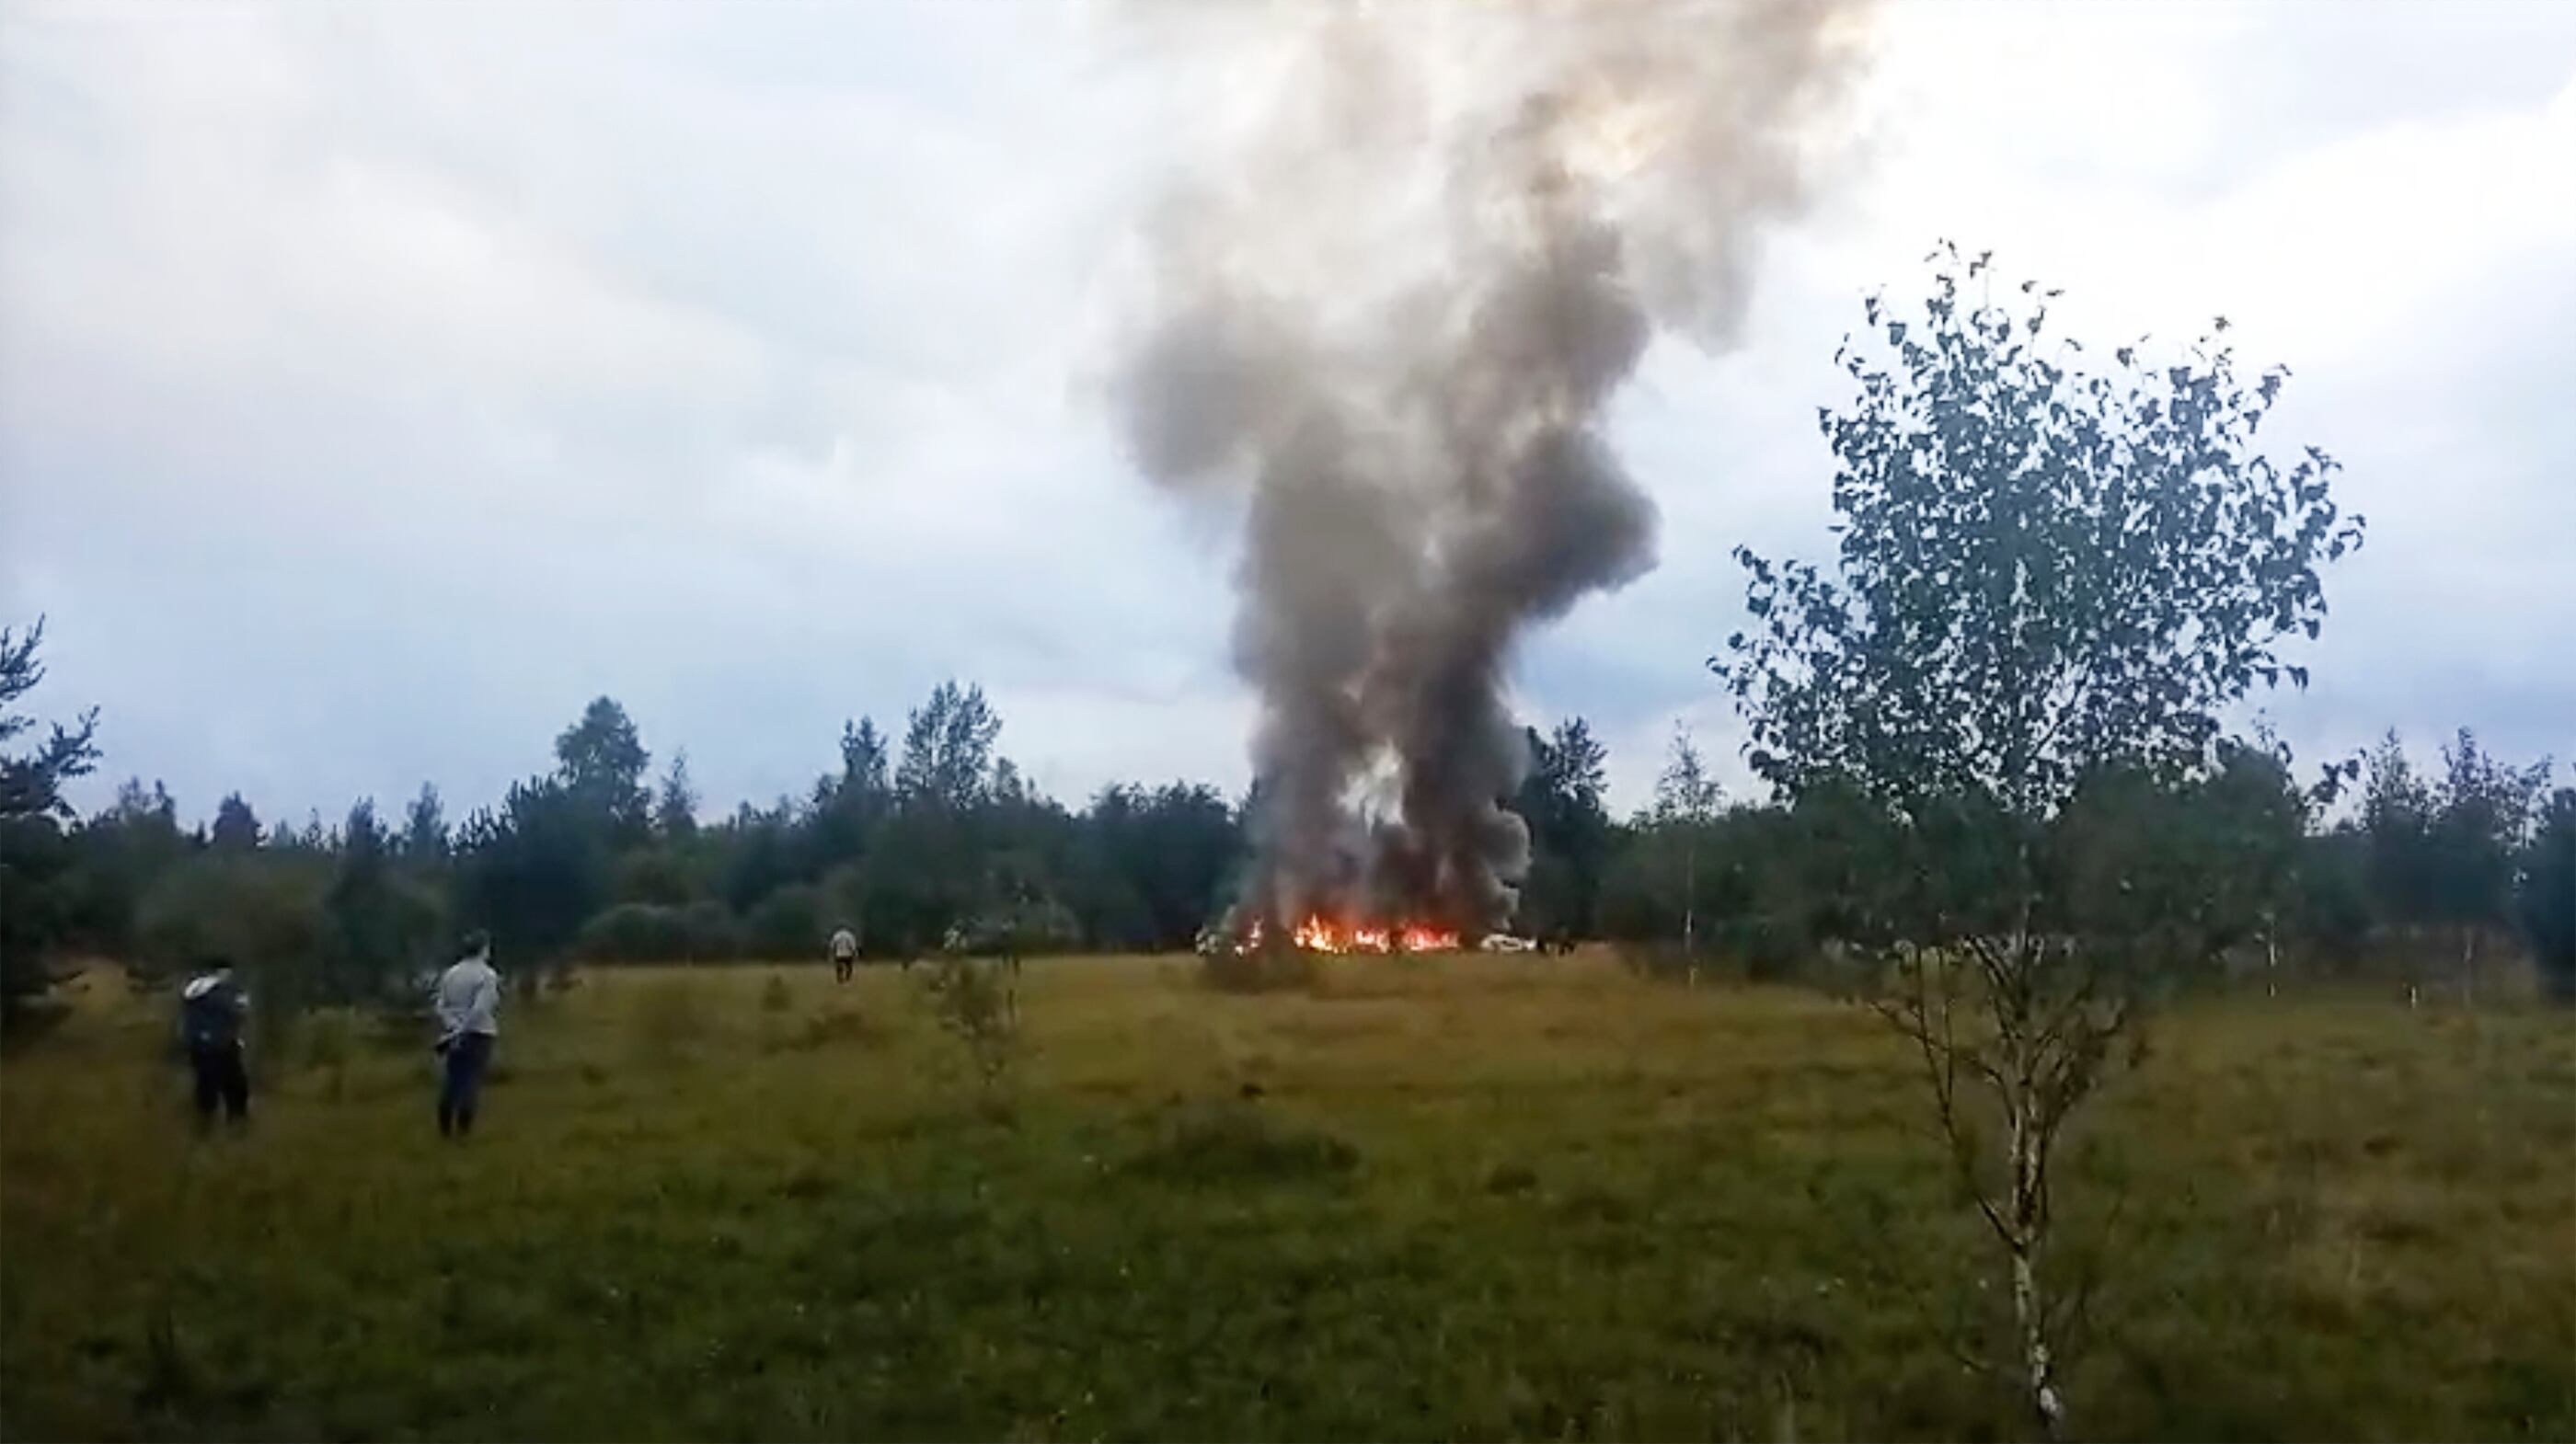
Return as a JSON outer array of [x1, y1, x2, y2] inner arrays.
[[1112, 0, 1869, 936]]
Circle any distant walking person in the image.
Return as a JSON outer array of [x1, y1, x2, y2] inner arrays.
[[432, 931, 502, 1139], [178, 959, 252, 1133], [830, 926, 859, 983]]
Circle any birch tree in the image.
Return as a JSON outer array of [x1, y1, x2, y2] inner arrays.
[[1716, 245, 2363, 1435]]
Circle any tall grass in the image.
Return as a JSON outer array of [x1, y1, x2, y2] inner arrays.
[[3, 956, 2569, 1440]]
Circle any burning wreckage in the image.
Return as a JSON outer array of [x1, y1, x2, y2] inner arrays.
[[1117, 3, 1861, 957], [1194, 918, 1535, 957]]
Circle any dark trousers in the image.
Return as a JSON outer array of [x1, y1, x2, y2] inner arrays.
[[190, 1044, 250, 1129], [834, 955, 855, 982], [438, 1032, 494, 1137]]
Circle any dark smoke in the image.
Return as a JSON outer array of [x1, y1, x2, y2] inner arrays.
[[1112, 0, 1869, 936]]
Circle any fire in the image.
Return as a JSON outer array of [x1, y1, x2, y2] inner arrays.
[[1246, 914, 1458, 954]]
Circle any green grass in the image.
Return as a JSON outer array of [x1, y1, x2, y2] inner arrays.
[[3, 956, 2570, 1441]]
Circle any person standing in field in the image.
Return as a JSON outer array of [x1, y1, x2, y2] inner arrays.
[[830, 925, 859, 983], [178, 958, 252, 1133], [431, 931, 502, 1140]]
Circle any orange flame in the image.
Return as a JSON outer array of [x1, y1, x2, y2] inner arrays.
[[1241, 914, 1459, 954]]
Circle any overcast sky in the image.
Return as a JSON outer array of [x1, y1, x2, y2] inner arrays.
[[4, 0, 2570, 828]]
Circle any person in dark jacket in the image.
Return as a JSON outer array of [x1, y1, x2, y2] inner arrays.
[[178, 960, 252, 1132]]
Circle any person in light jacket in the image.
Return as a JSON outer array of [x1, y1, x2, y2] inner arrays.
[[431, 931, 502, 1139]]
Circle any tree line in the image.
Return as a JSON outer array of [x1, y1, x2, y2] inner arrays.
[[5, 616, 2564, 1032], [1610, 724, 2570, 1001]]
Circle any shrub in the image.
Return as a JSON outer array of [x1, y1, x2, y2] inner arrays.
[[575, 901, 743, 964], [132, 854, 330, 998], [760, 973, 793, 1013], [680, 901, 742, 961], [921, 953, 1020, 1107], [742, 886, 822, 961], [578, 903, 688, 964]]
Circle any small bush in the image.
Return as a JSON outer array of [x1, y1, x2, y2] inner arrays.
[[133, 854, 329, 992], [1122, 1098, 1361, 1186], [921, 954, 1020, 1106], [1485, 1160, 1539, 1196], [760, 974, 793, 1014]]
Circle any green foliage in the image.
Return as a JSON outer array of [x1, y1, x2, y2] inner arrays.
[[2292, 828, 2375, 968], [0, 617, 100, 823], [452, 775, 610, 969], [1722, 259, 2361, 813], [1074, 781, 1239, 950], [817, 861, 871, 947], [2424, 731, 2551, 936], [397, 783, 447, 864], [2358, 730, 2555, 989], [1602, 728, 1734, 957], [895, 681, 1002, 812], [1, 617, 101, 1023], [555, 695, 652, 842], [1513, 717, 1615, 938], [0, 813, 79, 1028], [575, 901, 742, 965], [612, 845, 704, 908], [2521, 788, 2576, 1002], [742, 885, 822, 960], [1715, 246, 2361, 1432], [652, 750, 699, 842], [717, 803, 801, 916], [209, 794, 261, 852], [2051, 741, 2308, 963], [680, 900, 743, 959], [55, 780, 188, 958], [921, 951, 1021, 1106], [324, 799, 444, 1006], [35, 677, 1256, 991], [133, 853, 331, 1007]]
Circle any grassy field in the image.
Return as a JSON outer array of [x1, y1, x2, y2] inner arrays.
[[2, 953, 2570, 1441]]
